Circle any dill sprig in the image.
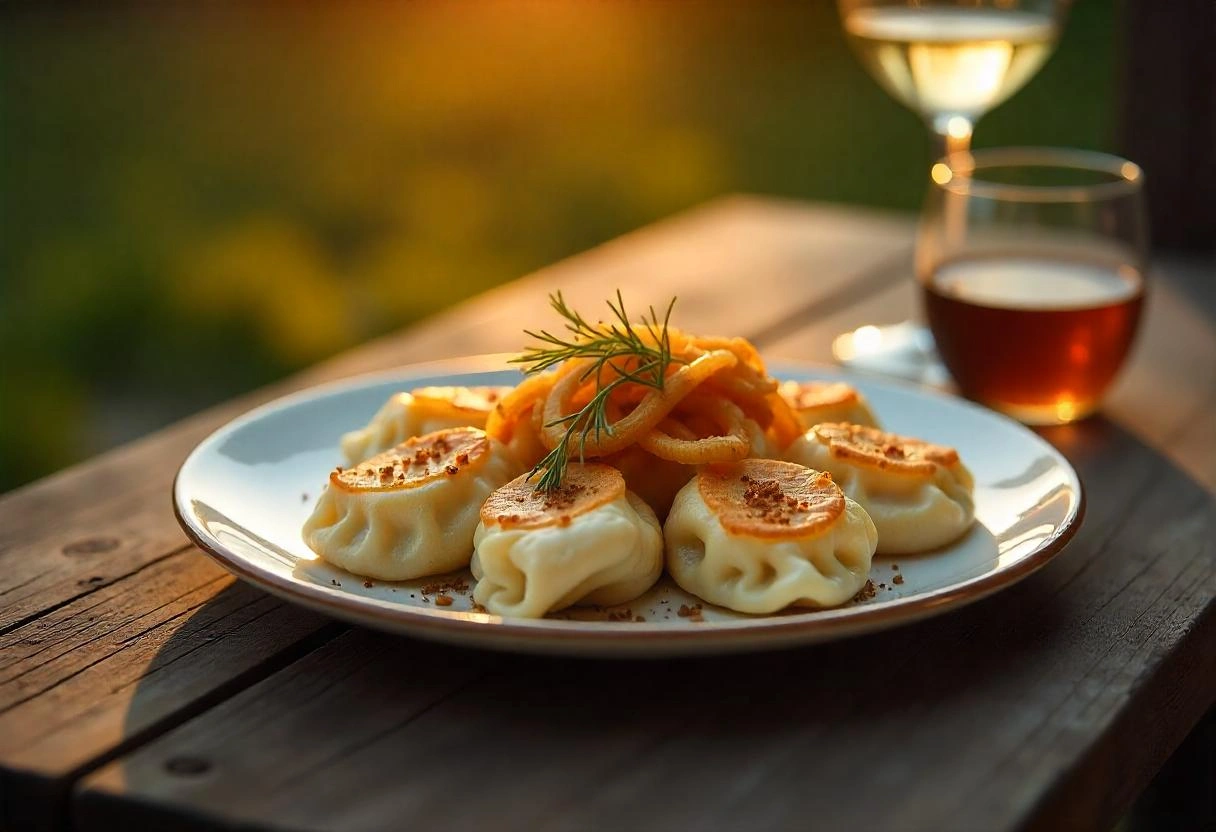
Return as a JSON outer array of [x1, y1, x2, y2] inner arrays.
[[513, 291, 678, 491]]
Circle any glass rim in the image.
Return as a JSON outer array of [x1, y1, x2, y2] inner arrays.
[[930, 147, 1144, 203]]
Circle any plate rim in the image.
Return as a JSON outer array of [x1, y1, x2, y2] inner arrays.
[[173, 354, 1086, 653]]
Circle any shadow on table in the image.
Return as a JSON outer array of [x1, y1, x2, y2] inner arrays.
[[101, 415, 1213, 831]]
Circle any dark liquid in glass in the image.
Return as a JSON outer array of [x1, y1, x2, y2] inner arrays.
[[922, 254, 1144, 424]]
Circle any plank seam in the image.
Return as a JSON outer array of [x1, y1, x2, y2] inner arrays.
[[0, 544, 196, 640], [0, 574, 42, 600], [0, 574, 230, 715], [60, 622, 349, 832], [965, 498, 1212, 825], [265, 669, 493, 803], [1017, 601, 1216, 832]]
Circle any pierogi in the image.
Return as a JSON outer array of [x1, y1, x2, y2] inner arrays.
[[304, 427, 520, 580], [471, 464, 663, 618], [785, 423, 974, 555], [778, 380, 880, 430], [664, 459, 877, 613], [340, 386, 511, 465]]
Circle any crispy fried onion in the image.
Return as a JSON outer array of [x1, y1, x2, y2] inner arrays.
[[638, 395, 751, 464], [492, 333, 791, 467]]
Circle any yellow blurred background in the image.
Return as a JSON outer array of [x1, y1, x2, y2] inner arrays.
[[0, 1, 1117, 491]]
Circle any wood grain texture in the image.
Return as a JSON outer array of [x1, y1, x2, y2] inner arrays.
[[1, 197, 1211, 831], [74, 416, 1215, 832], [315, 196, 914, 378], [0, 550, 337, 832], [72, 240, 1216, 830], [0, 197, 910, 827]]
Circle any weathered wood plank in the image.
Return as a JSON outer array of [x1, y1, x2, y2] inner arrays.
[[0, 198, 911, 827], [0, 550, 338, 832], [3, 197, 1210, 830], [316, 196, 915, 379], [72, 416, 1215, 832]]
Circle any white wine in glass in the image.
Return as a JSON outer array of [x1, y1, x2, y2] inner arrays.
[[841, 1, 1065, 157]]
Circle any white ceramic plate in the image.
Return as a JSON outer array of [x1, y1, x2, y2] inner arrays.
[[175, 355, 1083, 657]]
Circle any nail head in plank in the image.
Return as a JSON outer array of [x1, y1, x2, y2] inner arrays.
[[73, 420, 1215, 832]]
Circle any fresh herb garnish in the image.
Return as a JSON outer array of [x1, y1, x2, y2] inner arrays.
[[513, 291, 678, 491]]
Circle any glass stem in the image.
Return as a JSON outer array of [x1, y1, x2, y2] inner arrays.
[[929, 114, 974, 161]]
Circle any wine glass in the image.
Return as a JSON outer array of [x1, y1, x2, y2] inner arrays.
[[839, 0, 1068, 160], [917, 147, 1148, 424], [832, 0, 1071, 381]]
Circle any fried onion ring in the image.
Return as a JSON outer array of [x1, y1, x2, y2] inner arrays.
[[541, 350, 739, 456]]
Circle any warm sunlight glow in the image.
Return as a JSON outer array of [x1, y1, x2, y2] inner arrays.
[[1120, 161, 1141, 181], [853, 325, 884, 352], [946, 116, 972, 139], [931, 163, 953, 185]]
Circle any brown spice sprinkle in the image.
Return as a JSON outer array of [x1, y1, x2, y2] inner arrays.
[[698, 458, 845, 539], [892, 573, 905, 585], [330, 427, 489, 493], [812, 423, 959, 477], [852, 579, 877, 602], [677, 603, 703, 617], [481, 464, 625, 530], [421, 577, 470, 596], [434, 594, 454, 607]]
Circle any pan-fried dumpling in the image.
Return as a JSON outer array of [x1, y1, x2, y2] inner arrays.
[[304, 427, 520, 580], [778, 381, 880, 430], [664, 459, 877, 613], [785, 423, 974, 555], [340, 386, 511, 465], [471, 464, 663, 618]]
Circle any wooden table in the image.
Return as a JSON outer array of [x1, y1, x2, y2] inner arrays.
[[2, 198, 1213, 832]]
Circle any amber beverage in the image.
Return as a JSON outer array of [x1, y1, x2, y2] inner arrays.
[[917, 148, 1148, 424], [922, 254, 1144, 424]]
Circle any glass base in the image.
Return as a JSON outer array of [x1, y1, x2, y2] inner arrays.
[[832, 321, 951, 388], [982, 399, 1100, 427]]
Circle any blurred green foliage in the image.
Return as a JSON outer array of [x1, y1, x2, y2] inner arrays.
[[0, 1, 1117, 492]]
